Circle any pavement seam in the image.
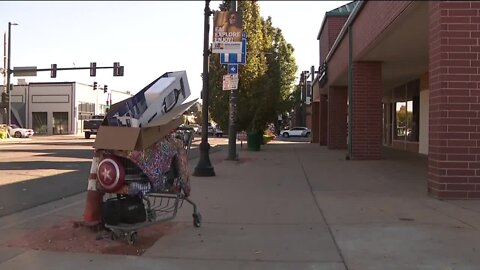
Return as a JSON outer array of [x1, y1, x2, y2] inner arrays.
[[175, 221, 326, 226], [141, 254, 344, 264], [424, 201, 478, 230], [294, 145, 350, 270]]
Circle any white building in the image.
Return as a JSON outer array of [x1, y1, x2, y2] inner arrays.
[[2, 80, 132, 135]]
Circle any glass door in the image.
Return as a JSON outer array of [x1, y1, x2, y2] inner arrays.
[[32, 112, 47, 134], [53, 112, 68, 134]]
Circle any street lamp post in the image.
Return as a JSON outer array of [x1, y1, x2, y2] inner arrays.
[[193, 0, 215, 177], [6, 22, 18, 126], [227, 0, 238, 161]]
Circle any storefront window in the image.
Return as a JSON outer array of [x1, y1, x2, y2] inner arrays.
[[391, 80, 420, 142]]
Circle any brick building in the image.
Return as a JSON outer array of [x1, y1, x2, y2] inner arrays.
[[311, 1, 480, 199]]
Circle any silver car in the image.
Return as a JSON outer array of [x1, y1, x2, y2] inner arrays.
[[279, 127, 311, 138]]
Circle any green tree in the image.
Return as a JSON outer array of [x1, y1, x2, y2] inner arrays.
[[208, 0, 297, 134]]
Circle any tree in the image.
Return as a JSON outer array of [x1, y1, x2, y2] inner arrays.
[[208, 0, 297, 134]]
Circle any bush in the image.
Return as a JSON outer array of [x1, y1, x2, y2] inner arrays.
[[263, 129, 276, 144]]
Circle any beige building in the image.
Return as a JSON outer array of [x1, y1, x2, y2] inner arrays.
[[2, 80, 132, 135]]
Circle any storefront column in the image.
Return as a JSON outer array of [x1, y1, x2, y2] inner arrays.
[[320, 94, 328, 146], [428, 1, 480, 199], [328, 86, 347, 149], [351, 61, 383, 160]]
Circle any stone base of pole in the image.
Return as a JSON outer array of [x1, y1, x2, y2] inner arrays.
[[193, 142, 215, 176]]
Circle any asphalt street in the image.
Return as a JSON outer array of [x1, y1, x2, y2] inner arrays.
[[0, 133, 305, 217]]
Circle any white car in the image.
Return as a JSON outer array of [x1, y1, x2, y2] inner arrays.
[[279, 127, 310, 138], [8, 124, 34, 138]]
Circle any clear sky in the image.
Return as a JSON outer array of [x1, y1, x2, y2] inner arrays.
[[0, 1, 349, 100]]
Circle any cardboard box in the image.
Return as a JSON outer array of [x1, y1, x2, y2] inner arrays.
[[94, 99, 198, 151], [95, 70, 197, 151], [93, 117, 183, 151]]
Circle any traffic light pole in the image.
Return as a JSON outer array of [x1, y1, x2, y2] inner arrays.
[[193, 0, 215, 177], [11, 62, 124, 78], [6, 22, 14, 126]]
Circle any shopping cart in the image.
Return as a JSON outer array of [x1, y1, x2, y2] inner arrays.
[[96, 127, 200, 244]]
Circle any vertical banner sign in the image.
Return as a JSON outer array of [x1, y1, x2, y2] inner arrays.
[[212, 11, 243, 54]]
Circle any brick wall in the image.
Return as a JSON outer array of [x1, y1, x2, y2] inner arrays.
[[352, 1, 411, 57], [428, 1, 480, 199], [328, 86, 347, 149], [319, 17, 347, 65], [312, 102, 320, 143], [351, 62, 383, 160], [327, 2, 411, 86], [319, 22, 329, 66], [320, 94, 328, 146]]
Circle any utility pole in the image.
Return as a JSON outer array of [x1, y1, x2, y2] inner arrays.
[[193, 0, 215, 177], [227, 0, 238, 161]]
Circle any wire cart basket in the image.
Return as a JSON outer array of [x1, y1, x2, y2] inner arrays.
[[97, 127, 200, 244]]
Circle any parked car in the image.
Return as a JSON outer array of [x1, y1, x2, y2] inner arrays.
[[279, 127, 310, 138], [208, 126, 224, 137], [83, 115, 104, 139], [8, 124, 34, 138]]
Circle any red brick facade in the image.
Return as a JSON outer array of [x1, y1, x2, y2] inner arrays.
[[328, 86, 347, 149], [312, 102, 320, 143], [351, 62, 383, 160], [428, 1, 480, 199], [319, 17, 348, 65], [313, 1, 480, 199], [320, 94, 328, 146]]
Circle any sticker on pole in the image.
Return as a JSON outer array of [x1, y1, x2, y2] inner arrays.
[[223, 74, 239, 91]]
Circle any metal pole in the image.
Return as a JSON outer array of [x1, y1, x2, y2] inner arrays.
[[346, 25, 353, 160], [193, 0, 215, 177], [227, 0, 238, 160], [6, 22, 12, 126]]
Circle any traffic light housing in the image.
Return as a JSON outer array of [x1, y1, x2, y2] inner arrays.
[[50, 64, 57, 78], [93, 81, 98, 90], [90, 62, 96, 77], [103, 85, 108, 93], [113, 62, 124, 76]]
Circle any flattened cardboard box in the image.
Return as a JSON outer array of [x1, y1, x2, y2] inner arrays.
[[93, 117, 183, 151], [93, 99, 197, 151]]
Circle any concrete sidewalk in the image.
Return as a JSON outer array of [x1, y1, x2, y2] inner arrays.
[[0, 140, 479, 269]]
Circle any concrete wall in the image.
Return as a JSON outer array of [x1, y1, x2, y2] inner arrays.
[[28, 83, 74, 134]]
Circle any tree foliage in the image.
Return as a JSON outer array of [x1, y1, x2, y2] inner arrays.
[[208, 0, 298, 133]]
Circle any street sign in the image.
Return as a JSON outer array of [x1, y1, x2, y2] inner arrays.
[[223, 74, 239, 91], [13, 66, 37, 77], [220, 36, 247, 65], [228, 64, 238, 74]]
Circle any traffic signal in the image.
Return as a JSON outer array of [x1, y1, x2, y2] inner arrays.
[[113, 62, 124, 76], [90, 62, 97, 77], [103, 85, 108, 93], [93, 81, 98, 90], [50, 64, 57, 78]]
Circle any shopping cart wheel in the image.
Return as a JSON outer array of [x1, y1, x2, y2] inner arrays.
[[127, 231, 137, 245], [110, 231, 119, 241], [193, 212, 202, 227]]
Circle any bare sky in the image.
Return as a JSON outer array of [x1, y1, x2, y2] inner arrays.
[[0, 1, 349, 100]]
